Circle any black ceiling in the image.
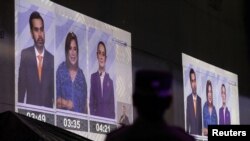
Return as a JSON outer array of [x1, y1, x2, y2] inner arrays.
[[51, 0, 250, 97]]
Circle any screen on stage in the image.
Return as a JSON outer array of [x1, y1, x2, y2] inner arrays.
[[182, 53, 240, 140], [15, 0, 132, 140]]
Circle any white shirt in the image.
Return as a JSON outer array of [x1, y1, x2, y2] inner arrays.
[[34, 46, 44, 67], [192, 94, 197, 102], [99, 71, 106, 97]]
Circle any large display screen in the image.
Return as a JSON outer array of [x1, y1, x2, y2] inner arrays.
[[182, 53, 239, 140], [15, 0, 132, 140]]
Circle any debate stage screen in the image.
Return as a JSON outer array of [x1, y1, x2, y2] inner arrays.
[[182, 53, 239, 140], [15, 0, 132, 140]]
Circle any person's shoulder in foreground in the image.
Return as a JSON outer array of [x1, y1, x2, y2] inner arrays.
[[105, 69, 195, 141], [105, 124, 195, 141], [167, 125, 196, 141]]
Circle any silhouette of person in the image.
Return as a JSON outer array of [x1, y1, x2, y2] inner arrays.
[[105, 70, 195, 141], [119, 105, 130, 126]]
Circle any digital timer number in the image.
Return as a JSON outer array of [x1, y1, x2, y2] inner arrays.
[[63, 118, 81, 129], [95, 123, 111, 133], [26, 112, 46, 122]]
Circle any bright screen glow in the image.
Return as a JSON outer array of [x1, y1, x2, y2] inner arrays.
[[15, 0, 132, 140], [182, 53, 239, 140]]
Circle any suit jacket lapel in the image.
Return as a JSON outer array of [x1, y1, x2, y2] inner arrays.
[[96, 71, 102, 97], [41, 49, 52, 83], [41, 50, 47, 83], [103, 73, 110, 97]]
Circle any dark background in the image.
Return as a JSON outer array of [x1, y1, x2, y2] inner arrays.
[[51, 0, 250, 96]]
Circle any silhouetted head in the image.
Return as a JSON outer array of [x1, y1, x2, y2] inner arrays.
[[133, 70, 173, 121]]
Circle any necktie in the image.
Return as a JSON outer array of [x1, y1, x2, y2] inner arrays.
[[100, 72, 103, 97], [37, 55, 43, 81], [224, 108, 226, 124], [194, 99, 196, 117]]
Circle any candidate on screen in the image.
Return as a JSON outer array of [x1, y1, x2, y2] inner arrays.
[[89, 41, 115, 119], [219, 84, 231, 125], [203, 80, 218, 136], [18, 11, 54, 108], [186, 68, 202, 136], [56, 32, 87, 113]]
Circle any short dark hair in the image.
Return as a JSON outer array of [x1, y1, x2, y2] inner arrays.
[[97, 41, 106, 56], [221, 84, 225, 89], [29, 11, 44, 30], [133, 70, 173, 120], [221, 83, 226, 94], [189, 68, 195, 81], [134, 70, 172, 95]]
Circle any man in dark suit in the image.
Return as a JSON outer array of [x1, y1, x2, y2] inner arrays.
[[219, 84, 231, 125], [89, 41, 115, 118], [18, 11, 54, 108], [186, 68, 202, 135], [105, 70, 195, 141]]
